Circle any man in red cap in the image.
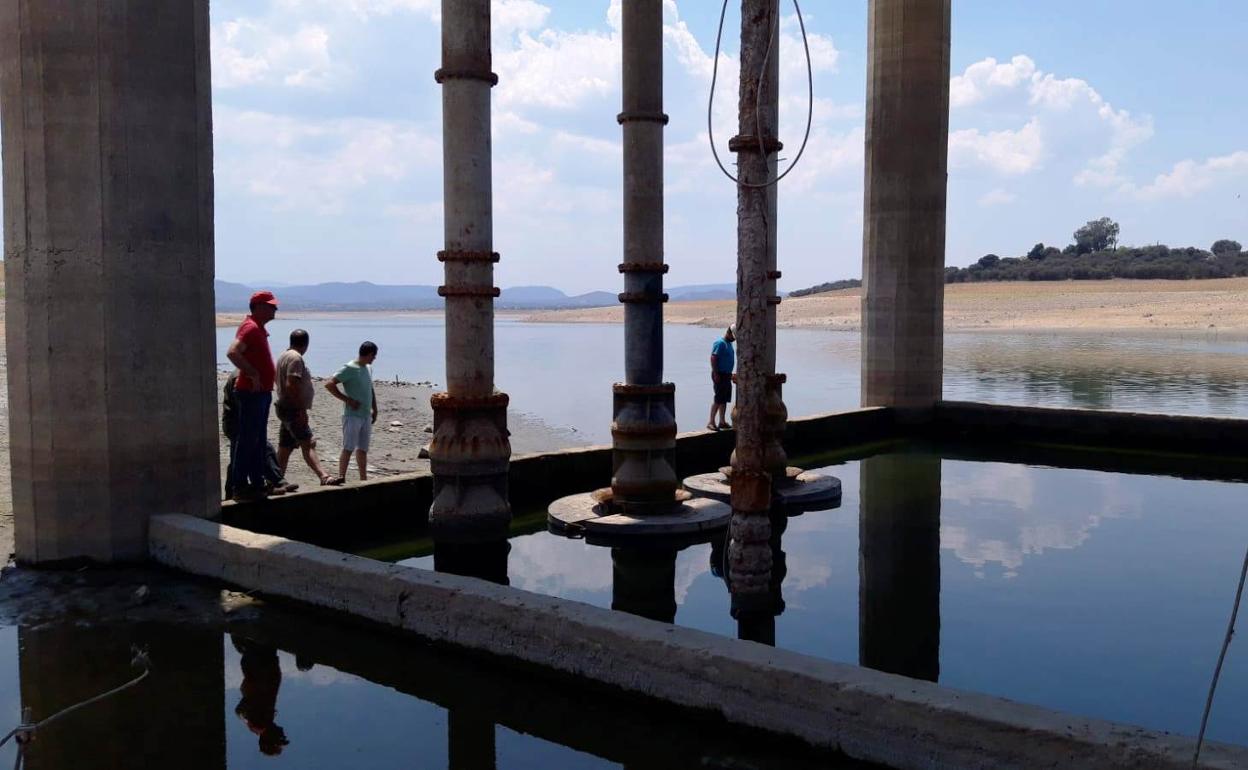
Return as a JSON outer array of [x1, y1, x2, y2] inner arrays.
[[227, 291, 280, 500]]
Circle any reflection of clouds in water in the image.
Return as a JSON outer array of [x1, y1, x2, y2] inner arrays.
[[941, 462, 1143, 576], [506, 534, 612, 596]]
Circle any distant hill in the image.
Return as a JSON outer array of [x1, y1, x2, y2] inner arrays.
[[216, 280, 619, 312], [217, 280, 751, 311]]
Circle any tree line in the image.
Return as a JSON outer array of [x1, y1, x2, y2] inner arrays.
[[789, 218, 1245, 296]]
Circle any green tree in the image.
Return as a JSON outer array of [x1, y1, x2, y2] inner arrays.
[[977, 253, 1000, 268], [1211, 239, 1243, 257], [1073, 217, 1120, 254], [1027, 242, 1047, 260]]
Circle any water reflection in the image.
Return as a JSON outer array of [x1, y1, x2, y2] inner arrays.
[[434, 540, 512, 586], [231, 637, 288, 756], [611, 547, 679, 623], [858, 455, 941, 682], [18, 623, 224, 770]]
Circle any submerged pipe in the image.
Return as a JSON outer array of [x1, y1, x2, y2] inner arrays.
[[429, 0, 512, 542], [727, 0, 780, 601], [610, 0, 679, 514]]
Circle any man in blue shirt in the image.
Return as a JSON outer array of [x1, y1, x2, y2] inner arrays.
[[325, 341, 379, 482], [707, 326, 735, 430]]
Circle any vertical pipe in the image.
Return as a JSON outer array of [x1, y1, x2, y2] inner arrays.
[[861, 0, 952, 408], [728, 0, 779, 601], [611, 0, 678, 514], [759, 9, 789, 482], [430, 0, 512, 542], [1, 0, 219, 563]]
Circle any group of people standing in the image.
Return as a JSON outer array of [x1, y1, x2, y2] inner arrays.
[[224, 290, 380, 501]]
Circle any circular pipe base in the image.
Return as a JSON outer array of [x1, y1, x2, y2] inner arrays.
[[548, 488, 730, 544], [683, 466, 842, 513]]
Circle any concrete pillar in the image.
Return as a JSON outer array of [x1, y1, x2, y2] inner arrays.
[[611, 546, 678, 623], [858, 454, 941, 681], [727, 0, 780, 603], [860, 0, 951, 408], [19, 622, 224, 769], [430, 0, 512, 542], [0, 0, 219, 564], [610, 0, 678, 514]]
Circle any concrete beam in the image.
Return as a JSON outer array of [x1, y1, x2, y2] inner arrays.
[[1, 0, 219, 563], [149, 514, 1248, 769], [860, 0, 951, 408]]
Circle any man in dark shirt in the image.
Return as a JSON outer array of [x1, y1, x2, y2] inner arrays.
[[226, 291, 280, 500]]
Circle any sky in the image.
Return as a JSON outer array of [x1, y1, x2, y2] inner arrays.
[[5, 1, 1248, 294]]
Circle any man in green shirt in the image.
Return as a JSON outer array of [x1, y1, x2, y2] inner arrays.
[[325, 341, 379, 482]]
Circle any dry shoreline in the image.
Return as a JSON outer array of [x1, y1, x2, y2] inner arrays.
[[524, 278, 1248, 335]]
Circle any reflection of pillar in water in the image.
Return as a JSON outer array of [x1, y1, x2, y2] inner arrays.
[[18, 622, 224, 769], [733, 511, 787, 646], [858, 454, 941, 682], [448, 709, 496, 770], [611, 547, 678, 624], [434, 540, 511, 586]]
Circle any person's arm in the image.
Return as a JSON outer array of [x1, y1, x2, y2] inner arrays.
[[325, 378, 361, 411], [710, 353, 719, 382], [371, 385, 378, 424], [227, 339, 261, 388]]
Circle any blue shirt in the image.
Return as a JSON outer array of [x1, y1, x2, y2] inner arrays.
[[711, 338, 735, 373]]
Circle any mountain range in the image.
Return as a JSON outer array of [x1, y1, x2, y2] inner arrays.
[[215, 280, 742, 311]]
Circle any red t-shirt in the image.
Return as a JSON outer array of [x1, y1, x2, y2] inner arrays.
[[234, 316, 275, 392]]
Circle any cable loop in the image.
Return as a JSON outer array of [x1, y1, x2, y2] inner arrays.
[[707, 0, 815, 189]]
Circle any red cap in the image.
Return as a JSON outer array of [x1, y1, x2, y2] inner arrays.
[[250, 290, 279, 307]]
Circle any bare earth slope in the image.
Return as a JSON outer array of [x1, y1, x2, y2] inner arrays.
[[525, 278, 1248, 334]]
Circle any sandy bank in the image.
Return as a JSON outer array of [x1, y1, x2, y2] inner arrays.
[[524, 278, 1248, 335]]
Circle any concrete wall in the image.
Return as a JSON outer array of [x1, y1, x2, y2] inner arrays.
[[0, 0, 219, 564], [150, 514, 1247, 769]]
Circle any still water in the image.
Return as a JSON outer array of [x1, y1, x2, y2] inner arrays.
[[394, 450, 1248, 746], [218, 317, 1248, 444]]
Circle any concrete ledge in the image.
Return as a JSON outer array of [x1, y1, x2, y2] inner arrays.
[[223, 407, 896, 544], [150, 514, 1246, 770]]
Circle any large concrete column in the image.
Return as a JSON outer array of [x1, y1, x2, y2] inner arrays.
[[860, 0, 951, 408], [727, 0, 780, 604], [610, 0, 678, 514], [858, 454, 941, 681], [429, 0, 512, 542], [0, 0, 219, 563]]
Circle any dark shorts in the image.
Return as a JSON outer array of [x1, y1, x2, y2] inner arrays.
[[713, 375, 733, 404], [276, 404, 314, 449]]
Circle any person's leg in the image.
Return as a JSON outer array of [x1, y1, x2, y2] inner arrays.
[[339, 414, 354, 480], [235, 392, 268, 495], [225, 438, 237, 500], [300, 441, 331, 483], [276, 445, 293, 477], [263, 441, 291, 492], [355, 450, 368, 481], [338, 450, 351, 480], [707, 400, 718, 430], [354, 419, 372, 480]]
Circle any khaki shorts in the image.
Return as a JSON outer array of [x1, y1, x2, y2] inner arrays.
[[342, 414, 372, 452]]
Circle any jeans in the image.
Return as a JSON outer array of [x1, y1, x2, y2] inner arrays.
[[225, 438, 284, 499], [234, 390, 272, 493]]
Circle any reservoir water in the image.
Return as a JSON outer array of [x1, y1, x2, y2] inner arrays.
[[218, 316, 1248, 444]]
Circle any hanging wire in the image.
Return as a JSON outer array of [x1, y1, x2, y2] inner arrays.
[[1192, 544, 1248, 767], [707, 0, 815, 189]]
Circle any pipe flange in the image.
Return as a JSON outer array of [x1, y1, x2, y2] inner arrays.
[[439, 286, 501, 298], [618, 292, 669, 304], [767, 296, 782, 306], [438, 250, 501, 263], [618, 262, 670, 274], [612, 382, 676, 396], [434, 68, 499, 86], [431, 391, 510, 411], [766, 270, 782, 280], [728, 135, 784, 153], [617, 110, 670, 125]]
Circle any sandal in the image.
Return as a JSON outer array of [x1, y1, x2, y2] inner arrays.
[[706, 423, 719, 431], [321, 476, 345, 487]]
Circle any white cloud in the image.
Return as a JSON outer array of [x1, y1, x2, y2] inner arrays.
[[948, 55, 1152, 186], [1126, 150, 1248, 200], [950, 120, 1044, 176], [979, 188, 1017, 207], [215, 109, 439, 214], [212, 19, 334, 88]]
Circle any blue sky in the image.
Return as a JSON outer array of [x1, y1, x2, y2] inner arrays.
[[5, 1, 1247, 293]]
